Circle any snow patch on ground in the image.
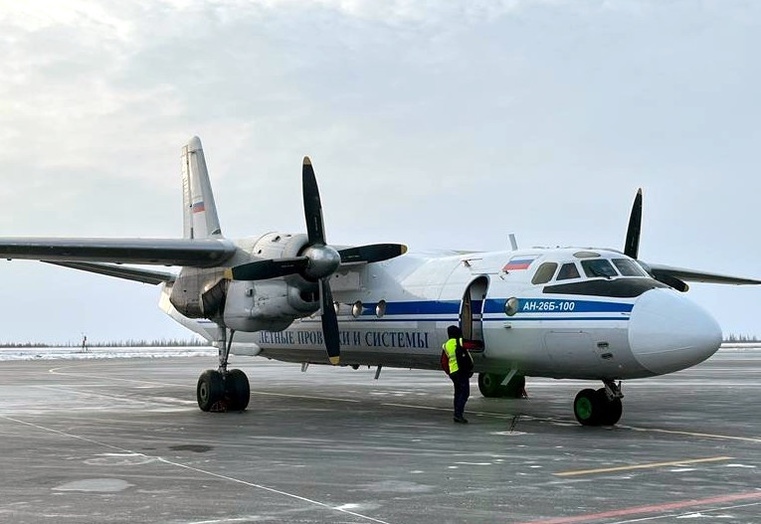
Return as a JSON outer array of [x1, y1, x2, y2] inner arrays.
[[0, 346, 216, 361]]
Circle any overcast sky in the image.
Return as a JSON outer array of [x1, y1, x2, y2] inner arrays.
[[1, 0, 759, 344]]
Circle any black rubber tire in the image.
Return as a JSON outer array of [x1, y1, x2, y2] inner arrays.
[[478, 373, 504, 397], [500, 375, 526, 398], [479, 373, 526, 398], [595, 388, 623, 426], [225, 369, 250, 412], [197, 369, 224, 412], [574, 388, 600, 426]]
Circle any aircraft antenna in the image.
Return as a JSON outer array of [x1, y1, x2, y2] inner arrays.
[[509, 234, 518, 251]]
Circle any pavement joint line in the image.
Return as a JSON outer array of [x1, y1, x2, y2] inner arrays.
[[620, 425, 761, 444], [34, 385, 182, 408], [48, 365, 186, 387], [250, 390, 361, 403], [554, 456, 734, 477], [0, 414, 392, 524]]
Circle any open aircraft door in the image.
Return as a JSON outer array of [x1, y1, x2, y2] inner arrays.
[[459, 276, 488, 351]]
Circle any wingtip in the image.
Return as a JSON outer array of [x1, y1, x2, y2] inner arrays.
[[303, 156, 312, 166], [401, 245, 408, 255]]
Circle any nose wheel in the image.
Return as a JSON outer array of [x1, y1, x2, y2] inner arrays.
[[573, 381, 623, 426]]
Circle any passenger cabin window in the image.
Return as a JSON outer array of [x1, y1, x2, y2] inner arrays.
[[581, 259, 618, 279], [532, 262, 558, 284], [612, 258, 647, 277], [557, 262, 580, 281]]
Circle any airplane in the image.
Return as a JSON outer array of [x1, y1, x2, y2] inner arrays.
[[2, 136, 759, 426]]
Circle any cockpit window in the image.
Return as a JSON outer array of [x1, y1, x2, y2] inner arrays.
[[557, 262, 581, 281], [581, 259, 618, 279], [612, 258, 648, 277], [532, 262, 558, 284]]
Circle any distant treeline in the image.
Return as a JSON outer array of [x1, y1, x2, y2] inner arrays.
[[724, 334, 759, 343], [2, 334, 757, 348], [0, 338, 212, 348]]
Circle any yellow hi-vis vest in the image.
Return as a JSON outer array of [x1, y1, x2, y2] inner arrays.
[[443, 338, 463, 374]]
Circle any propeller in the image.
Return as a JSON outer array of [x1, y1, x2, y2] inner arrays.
[[624, 188, 689, 291], [301, 157, 342, 365], [623, 189, 642, 260], [227, 157, 407, 365]]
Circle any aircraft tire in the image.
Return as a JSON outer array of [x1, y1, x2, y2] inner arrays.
[[595, 388, 623, 426], [478, 373, 504, 398], [197, 369, 224, 412], [500, 375, 526, 398], [478, 373, 526, 398], [225, 369, 250, 411], [573, 388, 600, 426]]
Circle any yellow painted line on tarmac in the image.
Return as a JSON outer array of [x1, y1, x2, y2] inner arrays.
[[554, 455, 734, 477]]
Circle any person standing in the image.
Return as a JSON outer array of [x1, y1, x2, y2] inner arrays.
[[442, 325, 473, 423]]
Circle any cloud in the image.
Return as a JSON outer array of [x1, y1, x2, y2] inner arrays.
[[0, 0, 759, 341]]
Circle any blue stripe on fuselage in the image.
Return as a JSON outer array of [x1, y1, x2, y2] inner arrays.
[[350, 298, 632, 319]]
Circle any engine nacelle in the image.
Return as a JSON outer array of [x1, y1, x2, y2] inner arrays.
[[250, 232, 309, 262], [222, 279, 319, 332], [169, 232, 320, 326], [169, 268, 228, 319]]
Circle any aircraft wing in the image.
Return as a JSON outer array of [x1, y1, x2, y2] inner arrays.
[[0, 237, 237, 267], [648, 263, 761, 286], [43, 261, 176, 285]]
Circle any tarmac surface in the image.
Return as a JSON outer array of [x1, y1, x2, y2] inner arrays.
[[0, 348, 759, 523]]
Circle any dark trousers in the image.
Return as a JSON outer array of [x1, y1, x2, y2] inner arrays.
[[450, 371, 470, 418]]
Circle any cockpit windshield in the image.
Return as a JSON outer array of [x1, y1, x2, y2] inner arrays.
[[581, 259, 617, 278], [530, 254, 650, 285], [612, 258, 648, 277], [557, 262, 580, 280]]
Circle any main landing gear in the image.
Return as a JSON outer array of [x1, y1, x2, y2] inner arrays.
[[197, 328, 250, 412], [573, 380, 623, 426], [477, 372, 527, 399]]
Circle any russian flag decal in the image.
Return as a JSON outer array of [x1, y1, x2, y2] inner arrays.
[[503, 256, 537, 271]]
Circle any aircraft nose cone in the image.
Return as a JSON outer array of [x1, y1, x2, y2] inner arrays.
[[628, 288, 722, 375]]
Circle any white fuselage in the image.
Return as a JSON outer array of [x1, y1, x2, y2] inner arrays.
[[165, 247, 722, 381]]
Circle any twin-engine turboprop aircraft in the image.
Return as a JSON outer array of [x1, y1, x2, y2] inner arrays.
[[2, 137, 759, 426]]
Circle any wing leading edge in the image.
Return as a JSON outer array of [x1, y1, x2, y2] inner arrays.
[[648, 263, 761, 286], [0, 237, 237, 267]]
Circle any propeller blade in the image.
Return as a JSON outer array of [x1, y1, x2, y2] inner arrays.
[[227, 257, 309, 281], [302, 157, 327, 246], [624, 188, 643, 259], [338, 243, 408, 264], [319, 279, 341, 365]]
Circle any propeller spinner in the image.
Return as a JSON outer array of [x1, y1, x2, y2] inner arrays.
[[227, 157, 406, 365]]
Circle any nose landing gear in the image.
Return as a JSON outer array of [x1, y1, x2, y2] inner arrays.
[[573, 380, 623, 426]]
